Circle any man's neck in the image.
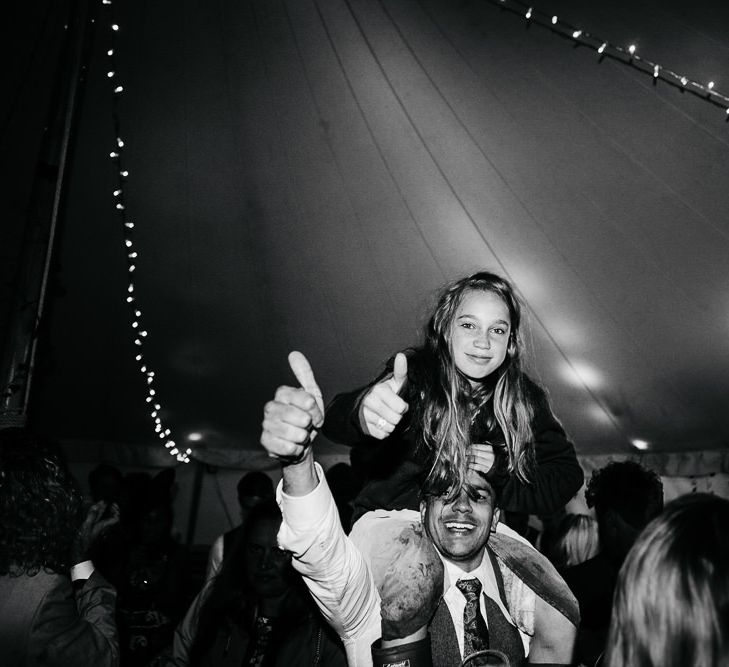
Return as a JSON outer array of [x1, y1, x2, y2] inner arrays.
[[438, 548, 487, 579]]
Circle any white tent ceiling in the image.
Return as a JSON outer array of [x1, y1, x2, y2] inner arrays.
[[4, 0, 729, 464]]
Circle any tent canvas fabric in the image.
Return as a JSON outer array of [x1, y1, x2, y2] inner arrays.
[[3, 0, 729, 481]]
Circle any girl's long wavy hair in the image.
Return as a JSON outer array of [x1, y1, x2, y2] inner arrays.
[[0, 428, 84, 576], [604, 493, 729, 667], [411, 271, 534, 494]]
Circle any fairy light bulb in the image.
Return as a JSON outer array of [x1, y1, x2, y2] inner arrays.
[[111, 24, 119, 31], [572, 30, 582, 39], [628, 44, 636, 55], [525, 7, 532, 19], [708, 81, 715, 90], [598, 43, 607, 54], [551, 15, 557, 24], [653, 65, 660, 78]]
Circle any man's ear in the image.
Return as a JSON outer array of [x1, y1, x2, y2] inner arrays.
[[490, 508, 500, 533]]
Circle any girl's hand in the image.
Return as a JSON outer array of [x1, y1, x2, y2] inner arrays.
[[468, 443, 495, 475], [358, 353, 409, 439]]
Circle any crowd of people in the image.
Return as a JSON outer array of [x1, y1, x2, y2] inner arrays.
[[2, 270, 728, 666]]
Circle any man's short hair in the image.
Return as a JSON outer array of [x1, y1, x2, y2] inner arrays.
[[419, 444, 510, 507], [585, 460, 663, 529], [0, 428, 83, 576], [236, 471, 274, 505]]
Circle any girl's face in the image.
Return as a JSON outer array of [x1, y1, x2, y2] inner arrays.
[[449, 290, 511, 386]]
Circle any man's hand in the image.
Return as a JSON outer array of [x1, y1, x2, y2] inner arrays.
[[72, 501, 120, 564], [358, 352, 409, 439], [261, 351, 325, 463], [261, 351, 325, 496]]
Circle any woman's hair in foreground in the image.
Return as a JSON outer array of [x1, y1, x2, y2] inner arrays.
[[413, 270, 534, 492], [0, 428, 84, 576], [604, 492, 729, 667], [548, 513, 600, 569]]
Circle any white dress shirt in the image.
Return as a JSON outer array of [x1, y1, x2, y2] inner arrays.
[[441, 550, 529, 656]]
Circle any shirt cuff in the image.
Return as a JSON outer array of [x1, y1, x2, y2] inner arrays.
[[276, 462, 330, 531], [70, 560, 95, 581]]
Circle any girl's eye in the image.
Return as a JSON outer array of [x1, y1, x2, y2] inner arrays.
[[460, 321, 476, 329], [491, 327, 506, 335]]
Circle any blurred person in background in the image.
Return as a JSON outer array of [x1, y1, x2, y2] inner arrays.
[[0, 428, 120, 666], [604, 492, 729, 667], [205, 471, 275, 580], [168, 499, 347, 667], [562, 461, 663, 667], [546, 514, 599, 573]]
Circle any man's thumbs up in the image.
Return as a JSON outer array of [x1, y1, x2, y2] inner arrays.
[[288, 351, 325, 423], [261, 352, 325, 461]]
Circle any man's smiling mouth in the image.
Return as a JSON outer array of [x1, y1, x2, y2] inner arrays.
[[445, 521, 475, 531]]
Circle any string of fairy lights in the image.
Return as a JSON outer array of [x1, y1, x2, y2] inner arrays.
[[101, 0, 192, 463], [487, 0, 729, 117]]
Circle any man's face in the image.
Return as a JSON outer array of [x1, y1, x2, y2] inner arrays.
[[244, 518, 291, 598], [420, 470, 500, 572]]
